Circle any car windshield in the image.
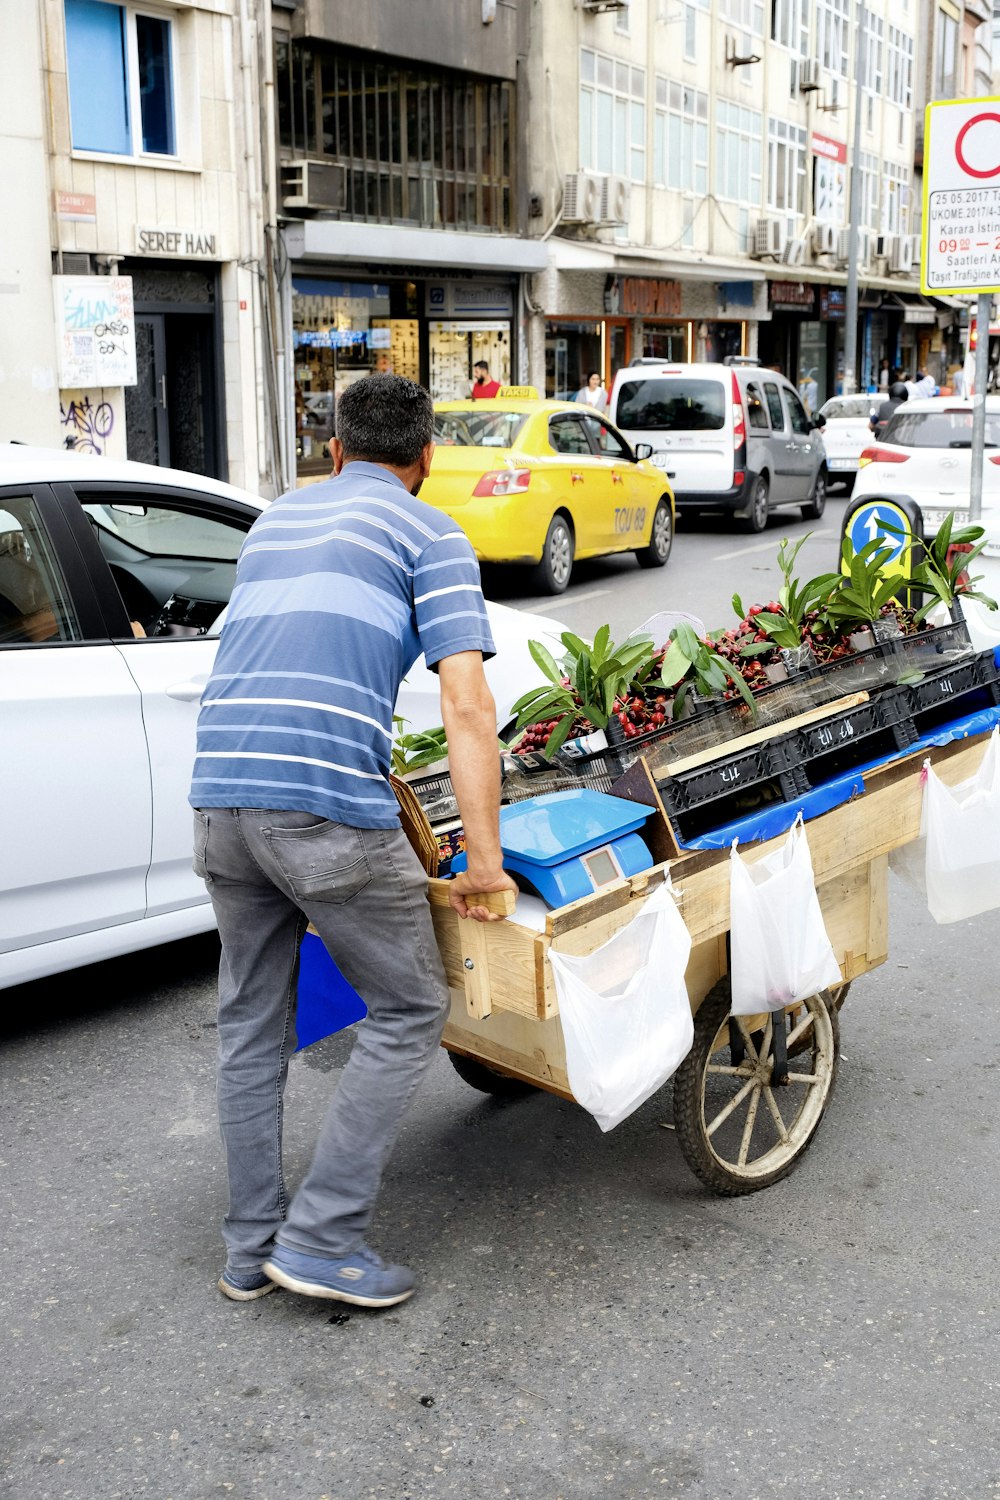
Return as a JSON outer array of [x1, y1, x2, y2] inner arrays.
[[615, 379, 726, 431], [885, 410, 1000, 449], [821, 397, 872, 420], [433, 411, 529, 448]]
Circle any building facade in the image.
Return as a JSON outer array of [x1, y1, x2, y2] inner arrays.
[[523, 0, 932, 410]]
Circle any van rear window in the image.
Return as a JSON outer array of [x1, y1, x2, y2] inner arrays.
[[615, 379, 726, 431]]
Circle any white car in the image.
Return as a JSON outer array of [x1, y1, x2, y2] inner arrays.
[[0, 445, 564, 990], [817, 394, 877, 491], [850, 396, 1000, 653]]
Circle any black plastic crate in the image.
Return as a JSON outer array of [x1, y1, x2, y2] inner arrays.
[[650, 761, 811, 843], [906, 651, 1000, 734]]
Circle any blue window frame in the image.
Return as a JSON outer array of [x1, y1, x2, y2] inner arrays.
[[64, 1, 175, 157], [65, 0, 130, 155]]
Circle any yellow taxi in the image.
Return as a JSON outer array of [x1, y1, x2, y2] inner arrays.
[[424, 387, 675, 593]]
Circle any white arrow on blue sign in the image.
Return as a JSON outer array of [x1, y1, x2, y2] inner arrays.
[[848, 503, 905, 561]]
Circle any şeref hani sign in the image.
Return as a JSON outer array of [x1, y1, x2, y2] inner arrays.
[[922, 97, 1000, 294]]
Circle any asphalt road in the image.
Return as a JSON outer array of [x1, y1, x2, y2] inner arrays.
[[4, 492, 999, 1500]]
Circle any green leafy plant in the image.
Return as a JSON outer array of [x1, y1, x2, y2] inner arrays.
[[821, 534, 905, 629], [736, 536, 842, 654], [659, 620, 756, 716], [390, 716, 449, 776], [511, 626, 657, 757], [897, 512, 998, 624]]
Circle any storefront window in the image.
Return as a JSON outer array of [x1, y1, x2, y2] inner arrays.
[[703, 323, 744, 362], [642, 325, 689, 361], [429, 324, 510, 402], [292, 277, 420, 472], [545, 321, 603, 401]]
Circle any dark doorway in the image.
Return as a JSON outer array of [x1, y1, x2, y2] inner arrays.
[[123, 261, 224, 479]]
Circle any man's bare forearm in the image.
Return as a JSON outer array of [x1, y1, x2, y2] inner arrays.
[[441, 688, 504, 881]]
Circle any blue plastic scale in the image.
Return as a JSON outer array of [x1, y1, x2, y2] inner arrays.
[[452, 788, 656, 906]]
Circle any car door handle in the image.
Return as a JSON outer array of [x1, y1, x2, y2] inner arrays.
[[612, 471, 624, 484], [570, 472, 584, 483], [165, 678, 208, 702]]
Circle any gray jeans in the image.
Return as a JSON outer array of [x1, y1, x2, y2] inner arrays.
[[193, 807, 449, 1271]]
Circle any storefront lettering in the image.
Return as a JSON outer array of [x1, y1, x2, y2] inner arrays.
[[623, 278, 682, 318], [769, 280, 816, 310], [135, 227, 218, 257]]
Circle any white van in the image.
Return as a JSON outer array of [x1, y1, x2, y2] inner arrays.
[[607, 360, 829, 532]]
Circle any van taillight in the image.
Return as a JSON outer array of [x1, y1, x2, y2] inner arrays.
[[731, 371, 746, 452], [946, 541, 973, 588]]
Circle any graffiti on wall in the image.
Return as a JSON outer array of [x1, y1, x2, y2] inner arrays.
[[59, 393, 115, 455]]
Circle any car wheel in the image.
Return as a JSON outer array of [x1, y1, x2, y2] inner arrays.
[[635, 498, 673, 569], [802, 468, 827, 520], [533, 514, 574, 594], [743, 475, 769, 534]]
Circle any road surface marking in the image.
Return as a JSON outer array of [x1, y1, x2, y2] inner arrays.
[[520, 587, 612, 613], [711, 530, 834, 563]]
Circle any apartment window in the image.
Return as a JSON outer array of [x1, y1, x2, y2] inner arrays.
[[276, 43, 514, 232], [934, 8, 958, 96], [580, 48, 646, 182], [886, 26, 913, 108], [817, 0, 850, 77], [64, 0, 175, 156], [882, 161, 909, 235], [770, 0, 808, 54], [715, 100, 762, 206], [683, 5, 697, 60], [767, 117, 807, 219], [719, 0, 765, 34], [857, 149, 879, 230], [615, 0, 631, 33], [654, 80, 708, 194], [863, 15, 883, 134]]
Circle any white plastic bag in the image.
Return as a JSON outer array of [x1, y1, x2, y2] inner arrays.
[[548, 881, 693, 1133], [923, 728, 1000, 924], [729, 815, 842, 1016]]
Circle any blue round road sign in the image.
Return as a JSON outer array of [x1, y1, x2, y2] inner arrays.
[[848, 502, 907, 560]]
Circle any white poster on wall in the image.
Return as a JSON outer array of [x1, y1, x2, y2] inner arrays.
[[53, 275, 137, 388]]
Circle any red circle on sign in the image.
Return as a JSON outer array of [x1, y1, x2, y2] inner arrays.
[[955, 113, 1000, 179]]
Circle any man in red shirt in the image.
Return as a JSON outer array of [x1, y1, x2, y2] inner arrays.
[[471, 361, 501, 399]]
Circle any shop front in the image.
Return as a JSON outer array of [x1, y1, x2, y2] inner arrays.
[[291, 271, 517, 478], [541, 271, 763, 401], [759, 279, 846, 414]]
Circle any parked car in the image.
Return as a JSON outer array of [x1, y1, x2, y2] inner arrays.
[[850, 396, 1000, 654], [816, 393, 877, 491], [0, 444, 566, 990], [425, 391, 675, 593], [607, 360, 828, 532]]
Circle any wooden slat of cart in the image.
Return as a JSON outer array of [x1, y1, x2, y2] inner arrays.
[[429, 730, 992, 1028]]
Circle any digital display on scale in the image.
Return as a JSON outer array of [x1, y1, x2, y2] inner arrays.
[[582, 847, 620, 888]]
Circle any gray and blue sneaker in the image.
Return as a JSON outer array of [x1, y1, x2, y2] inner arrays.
[[262, 1244, 415, 1307], [217, 1267, 278, 1302]]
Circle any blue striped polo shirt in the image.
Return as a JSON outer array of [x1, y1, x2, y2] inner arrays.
[[189, 461, 495, 828]]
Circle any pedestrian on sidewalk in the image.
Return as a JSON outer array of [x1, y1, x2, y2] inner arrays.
[[190, 373, 516, 1310]]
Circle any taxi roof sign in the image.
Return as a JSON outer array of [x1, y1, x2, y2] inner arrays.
[[496, 385, 539, 399]]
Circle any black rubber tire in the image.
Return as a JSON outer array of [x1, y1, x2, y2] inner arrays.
[[672, 976, 840, 1196], [533, 514, 575, 594], [801, 467, 828, 520], [744, 475, 769, 533], [635, 498, 674, 569], [447, 1050, 537, 1098]]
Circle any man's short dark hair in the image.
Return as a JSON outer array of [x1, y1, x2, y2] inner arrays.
[[335, 374, 434, 467], [473, 360, 489, 372]]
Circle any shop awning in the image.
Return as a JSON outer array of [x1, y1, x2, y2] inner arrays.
[[548, 236, 766, 282], [283, 220, 550, 274], [882, 291, 940, 324]]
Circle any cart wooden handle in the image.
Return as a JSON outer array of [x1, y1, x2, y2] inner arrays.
[[427, 882, 517, 917]]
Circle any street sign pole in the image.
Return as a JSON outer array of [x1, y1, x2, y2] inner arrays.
[[842, 4, 866, 398], [970, 289, 991, 521]]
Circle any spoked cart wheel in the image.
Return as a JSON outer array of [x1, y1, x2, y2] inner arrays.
[[673, 976, 840, 1195]]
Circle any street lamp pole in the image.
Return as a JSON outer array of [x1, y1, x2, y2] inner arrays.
[[842, 2, 867, 396]]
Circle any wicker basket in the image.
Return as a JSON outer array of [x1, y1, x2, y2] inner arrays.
[[389, 772, 440, 877]]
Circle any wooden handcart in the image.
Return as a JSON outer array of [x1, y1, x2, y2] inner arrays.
[[428, 729, 993, 1195]]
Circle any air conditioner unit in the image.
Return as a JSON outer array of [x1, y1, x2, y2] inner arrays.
[[835, 227, 852, 265], [875, 233, 896, 262], [751, 217, 786, 258], [600, 174, 631, 226], [812, 222, 837, 255], [797, 59, 821, 92], [782, 235, 807, 266], [581, 0, 629, 11], [280, 160, 346, 214], [890, 235, 913, 273], [909, 233, 922, 268], [562, 171, 602, 225]]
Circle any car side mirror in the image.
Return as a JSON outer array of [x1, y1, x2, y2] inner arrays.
[[812, 414, 826, 429], [633, 442, 653, 460]]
